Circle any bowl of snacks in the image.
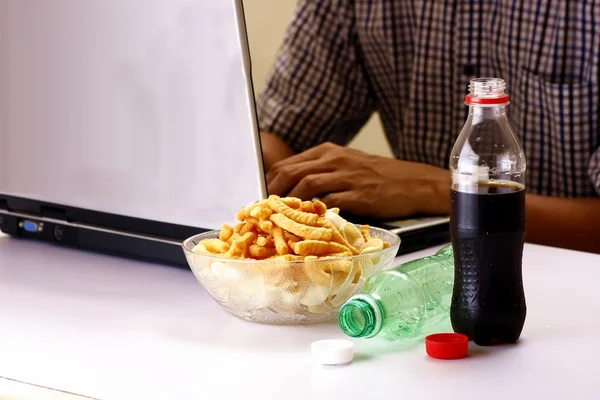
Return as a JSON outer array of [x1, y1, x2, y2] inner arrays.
[[182, 196, 400, 325]]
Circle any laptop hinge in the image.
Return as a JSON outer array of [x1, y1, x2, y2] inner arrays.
[[41, 205, 67, 220], [0, 198, 7, 211]]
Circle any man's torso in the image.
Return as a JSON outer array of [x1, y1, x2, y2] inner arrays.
[[355, 0, 599, 197]]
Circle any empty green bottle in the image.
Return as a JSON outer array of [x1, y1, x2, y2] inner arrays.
[[338, 244, 454, 340]]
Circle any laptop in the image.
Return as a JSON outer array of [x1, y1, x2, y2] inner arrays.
[[0, 0, 448, 267]]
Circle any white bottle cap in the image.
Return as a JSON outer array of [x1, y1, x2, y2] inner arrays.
[[311, 340, 354, 365]]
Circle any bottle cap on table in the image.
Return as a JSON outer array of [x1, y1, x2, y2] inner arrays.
[[425, 333, 469, 360], [311, 340, 354, 365]]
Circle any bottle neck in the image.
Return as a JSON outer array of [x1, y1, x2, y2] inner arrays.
[[338, 294, 383, 338], [468, 104, 507, 123]]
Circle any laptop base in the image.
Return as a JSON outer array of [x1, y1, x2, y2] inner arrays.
[[0, 194, 204, 267]]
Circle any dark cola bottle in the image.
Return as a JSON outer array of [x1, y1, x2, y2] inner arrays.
[[449, 78, 527, 346]]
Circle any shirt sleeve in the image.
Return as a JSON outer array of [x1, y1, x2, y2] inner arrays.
[[256, 0, 375, 154], [589, 147, 600, 195]]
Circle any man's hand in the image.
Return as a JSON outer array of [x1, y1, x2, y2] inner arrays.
[[266, 142, 451, 219], [260, 132, 295, 171]]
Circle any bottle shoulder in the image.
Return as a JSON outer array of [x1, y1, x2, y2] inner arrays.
[[449, 109, 526, 179]]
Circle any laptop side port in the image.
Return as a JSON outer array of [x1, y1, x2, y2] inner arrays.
[[18, 220, 44, 233]]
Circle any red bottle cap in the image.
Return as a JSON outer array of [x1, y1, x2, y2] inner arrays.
[[425, 333, 469, 360], [465, 93, 510, 105]]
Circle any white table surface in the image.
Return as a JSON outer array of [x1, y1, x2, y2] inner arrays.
[[1, 232, 599, 400]]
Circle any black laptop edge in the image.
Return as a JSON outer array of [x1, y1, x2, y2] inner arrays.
[[0, 193, 204, 267]]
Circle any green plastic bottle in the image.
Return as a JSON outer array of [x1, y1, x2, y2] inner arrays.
[[338, 244, 454, 340]]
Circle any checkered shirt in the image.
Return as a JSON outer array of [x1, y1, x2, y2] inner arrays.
[[257, 0, 600, 197]]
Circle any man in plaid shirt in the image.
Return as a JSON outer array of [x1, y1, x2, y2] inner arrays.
[[257, 0, 600, 253]]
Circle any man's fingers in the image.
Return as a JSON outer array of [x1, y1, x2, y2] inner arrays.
[[268, 160, 335, 196], [287, 172, 350, 201], [321, 191, 369, 216], [266, 142, 341, 183]]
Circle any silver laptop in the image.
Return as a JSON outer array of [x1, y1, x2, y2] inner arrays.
[[0, 0, 448, 266], [0, 0, 268, 265]]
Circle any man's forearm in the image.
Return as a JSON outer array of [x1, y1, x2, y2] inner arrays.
[[432, 175, 600, 253], [260, 131, 295, 172], [526, 194, 600, 254]]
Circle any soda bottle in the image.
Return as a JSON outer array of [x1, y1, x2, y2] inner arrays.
[[449, 77, 527, 345], [338, 245, 454, 340]]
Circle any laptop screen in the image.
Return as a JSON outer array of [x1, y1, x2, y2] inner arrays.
[[0, 0, 266, 230]]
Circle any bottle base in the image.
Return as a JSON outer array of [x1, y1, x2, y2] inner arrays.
[[451, 307, 526, 346], [471, 335, 520, 347], [453, 327, 523, 346]]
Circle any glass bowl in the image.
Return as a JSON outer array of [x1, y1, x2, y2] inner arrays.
[[182, 227, 400, 325]]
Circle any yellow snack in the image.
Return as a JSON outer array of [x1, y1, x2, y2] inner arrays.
[[233, 223, 243, 233], [244, 216, 261, 230], [236, 199, 268, 221], [303, 256, 350, 288], [281, 197, 302, 209], [284, 230, 301, 241], [360, 238, 384, 254], [228, 232, 241, 243], [300, 201, 317, 214], [257, 235, 275, 248], [342, 223, 366, 249], [238, 221, 255, 235], [319, 218, 360, 255], [225, 231, 256, 258], [256, 265, 299, 288], [270, 213, 333, 241], [287, 237, 302, 249], [300, 284, 330, 307], [249, 244, 278, 259], [360, 225, 372, 241], [219, 224, 234, 242], [321, 259, 353, 276], [313, 200, 327, 216], [323, 209, 347, 231], [293, 240, 350, 256], [258, 219, 274, 233], [250, 205, 273, 219], [192, 242, 209, 254], [267, 195, 321, 226], [197, 197, 390, 262], [273, 226, 291, 255], [235, 210, 246, 221], [203, 238, 231, 254]]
